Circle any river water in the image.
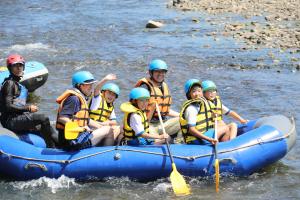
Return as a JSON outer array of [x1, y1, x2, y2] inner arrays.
[[0, 0, 299, 199]]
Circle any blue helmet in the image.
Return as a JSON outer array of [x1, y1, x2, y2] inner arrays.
[[184, 79, 202, 96], [202, 80, 217, 92], [101, 83, 120, 98], [149, 59, 168, 71], [72, 71, 97, 87], [129, 87, 150, 100]]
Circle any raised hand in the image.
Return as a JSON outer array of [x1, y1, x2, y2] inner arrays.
[[104, 74, 117, 81]]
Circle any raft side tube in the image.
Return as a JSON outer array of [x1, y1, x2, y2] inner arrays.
[[254, 115, 296, 152]]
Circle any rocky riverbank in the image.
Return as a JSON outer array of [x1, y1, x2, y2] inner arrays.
[[172, 0, 300, 52]]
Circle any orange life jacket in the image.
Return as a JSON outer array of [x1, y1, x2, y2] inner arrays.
[[56, 89, 89, 131], [135, 77, 172, 119]]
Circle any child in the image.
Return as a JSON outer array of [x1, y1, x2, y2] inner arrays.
[[202, 80, 248, 137], [120, 87, 169, 145], [90, 82, 119, 125], [179, 79, 236, 145], [89, 74, 120, 143]]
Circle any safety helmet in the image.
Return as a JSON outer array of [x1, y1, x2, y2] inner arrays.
[[101, 83, 120, 98], [72, 71, 97, 87], [184, 79, 202, 97], [6, 54, 25, 70], [202, 80, 217, 92], [149, 59, 168, 71], [129, 87, 150, 100]]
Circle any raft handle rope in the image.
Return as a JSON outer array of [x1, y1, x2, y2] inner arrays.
[[24, 162, 48, 172], [0, 118, 295, 164]]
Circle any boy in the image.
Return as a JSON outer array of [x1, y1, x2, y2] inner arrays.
[[89, 79, 121, 143], [121, 87, 169, 145]]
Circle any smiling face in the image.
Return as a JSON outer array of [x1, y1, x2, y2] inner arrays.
[[204, 89, 217, 100], [151, 70, 167, 83], [10, 63, 25, 77], [79, 83, 94, 97], [103, 90, 117, 103], [189, 85, 203, 99], [134, 99, 149, 111]]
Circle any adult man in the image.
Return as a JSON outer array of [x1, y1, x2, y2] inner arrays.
[[135, 59, 180, 140], [0, 54, 55, 148]]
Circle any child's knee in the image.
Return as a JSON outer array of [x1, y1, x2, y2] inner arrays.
[[229, 122, 237, 129]]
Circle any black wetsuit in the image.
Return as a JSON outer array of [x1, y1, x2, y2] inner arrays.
[[0, 75, 56, 148]]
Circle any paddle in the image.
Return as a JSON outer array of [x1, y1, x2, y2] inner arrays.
[[65, 121, 85, 140], [155, 103, 191, 196], [214, 115, 220, 193]]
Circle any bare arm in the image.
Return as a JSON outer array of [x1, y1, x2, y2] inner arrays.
[[228, 111, 248, 124], [146, 102, 156, 121], [94, 74, 117, 96], [168, 108, 179, 117], [57, 116, 72, 125]]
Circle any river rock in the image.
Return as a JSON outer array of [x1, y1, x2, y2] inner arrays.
[[192, 18, 200, 23], [146, 20, 164, 28], [173, 0, 300, 51]]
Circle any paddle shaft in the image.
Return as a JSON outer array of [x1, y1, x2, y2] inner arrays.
[[155, 103, 175, 164], [214, 115, 220, 193], [214, 116, 218, 158]]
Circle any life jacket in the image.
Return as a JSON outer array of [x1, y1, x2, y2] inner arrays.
[[89, 93, 114, 122], [121, 102, 150, 141], [179, 97, 214, 144], [56, 89, 89, 131], [13, 83, 28, 106], [208, 95, 223, 121], [135, 77, 172, 119], [0, 79, 28, 113]]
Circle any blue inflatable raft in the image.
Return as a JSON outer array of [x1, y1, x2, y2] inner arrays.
[[0, 115, 296, 181], [0, 61, 48, 92]]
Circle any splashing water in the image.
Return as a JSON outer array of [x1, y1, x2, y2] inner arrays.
[[10, 175, 79, 194]]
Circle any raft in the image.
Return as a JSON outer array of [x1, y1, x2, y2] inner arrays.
[[0, 115, 296, 181], [0, 61, 48, 92]]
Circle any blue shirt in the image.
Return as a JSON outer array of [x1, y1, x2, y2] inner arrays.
[[59, 95, 81, 118]]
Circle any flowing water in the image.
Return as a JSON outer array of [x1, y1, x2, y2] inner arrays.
[[0, 0, 299, 199]]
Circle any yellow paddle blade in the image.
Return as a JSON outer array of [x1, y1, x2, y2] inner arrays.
[[65, 121, 84, 140], [170, 163, 191, 196], [215, 159, 220, 193], [120, 102, 138, 113]]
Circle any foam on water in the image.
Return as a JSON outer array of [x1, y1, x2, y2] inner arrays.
[[10, 175, 79, 194], [153, 182, 172, 193], [8, 43, 54, 52]]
